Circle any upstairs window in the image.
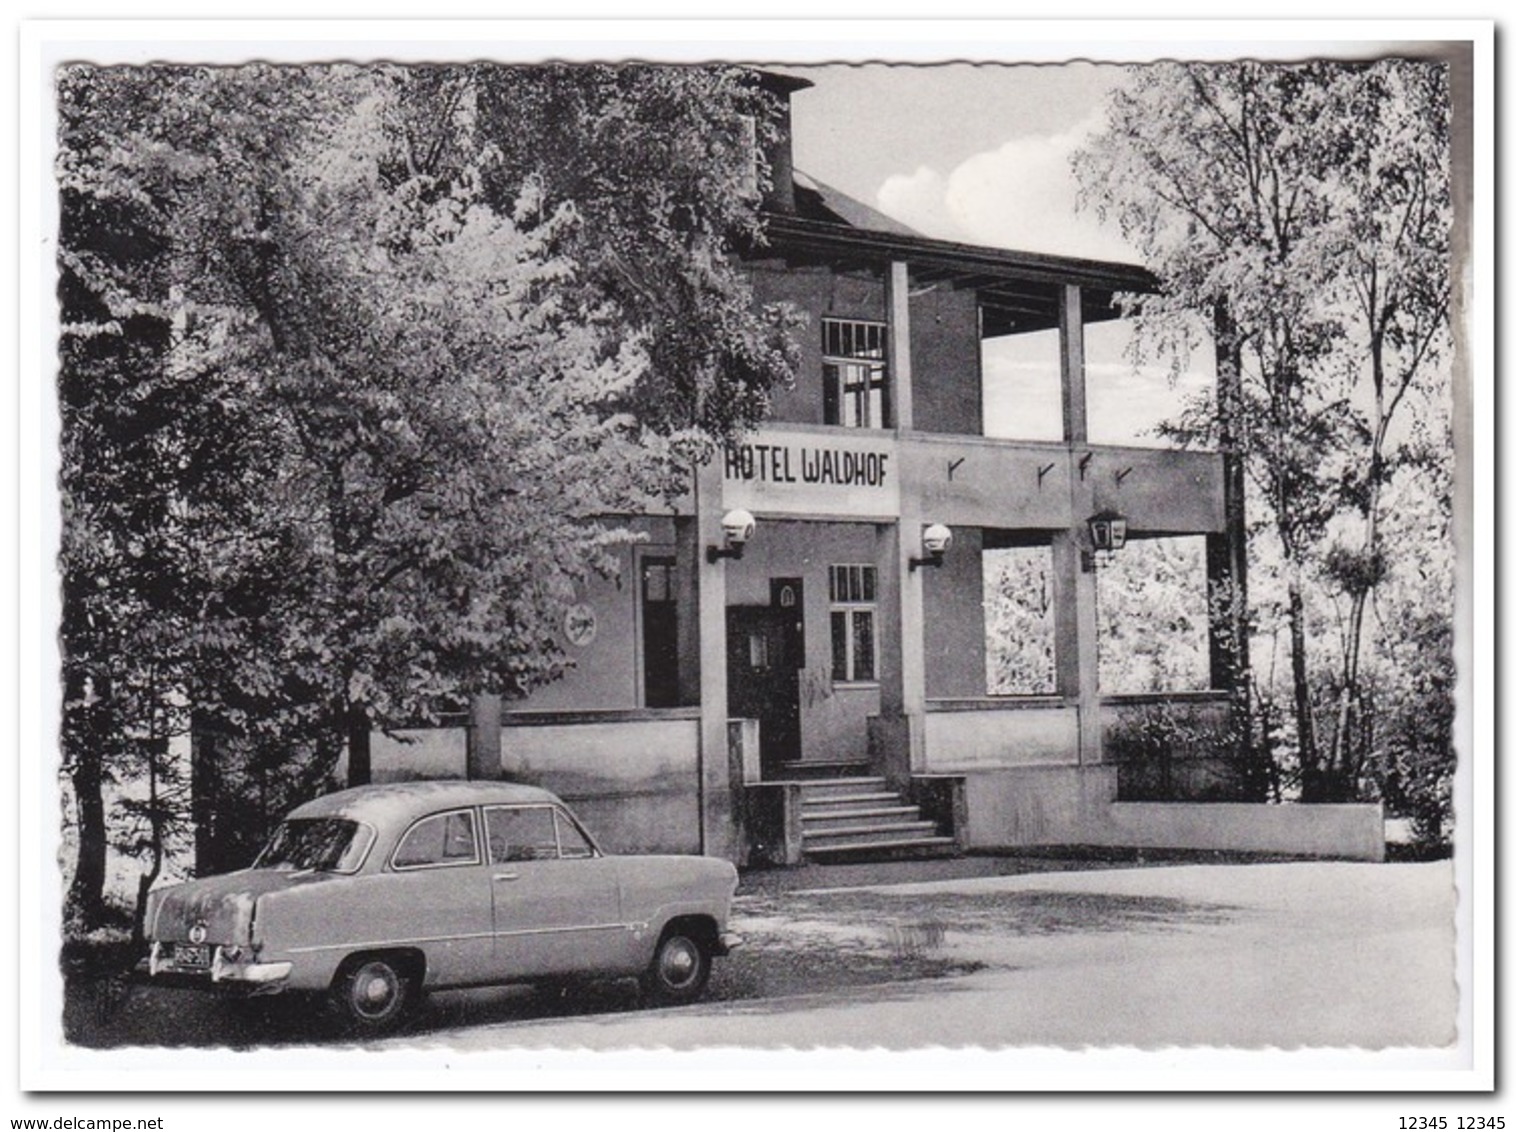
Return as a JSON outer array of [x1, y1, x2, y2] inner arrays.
[[823, 318, 889, 429]]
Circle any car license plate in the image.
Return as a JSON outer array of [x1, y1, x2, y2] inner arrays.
[[174, 944, 211, 970]]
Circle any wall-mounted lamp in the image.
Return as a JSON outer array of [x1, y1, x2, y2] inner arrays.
[[706, 508, 756, 564], [1082, 510, 1129, 572], [909, 523, 954, 571]]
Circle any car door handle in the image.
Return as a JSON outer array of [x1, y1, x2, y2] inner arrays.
[[493, 872, 520, 882]]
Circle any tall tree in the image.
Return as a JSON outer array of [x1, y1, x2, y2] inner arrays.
[[56, 62, 800, 919], [1316, 62, 1453, 794], [1074, 58, 1454, 803]]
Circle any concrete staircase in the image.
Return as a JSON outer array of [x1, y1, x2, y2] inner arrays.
[[796, 776, 957, 862]]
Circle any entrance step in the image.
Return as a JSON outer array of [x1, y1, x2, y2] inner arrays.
[[784, 777, 960, 863], [774, 760, 874, 781], [804, 805, 921, 822], [801, 792, 901, 809], [788, 777, 889, 801], [803, 836, 959, 861], [804, 819, 941, 840]]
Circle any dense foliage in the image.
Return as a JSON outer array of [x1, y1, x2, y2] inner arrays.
[[57, 63, 800, 927], [1075, 58, 1456, 837]]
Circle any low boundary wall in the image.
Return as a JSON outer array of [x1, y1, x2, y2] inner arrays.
[[963, 767, 1384, 862], [1096, 801, 1385, 862], [367, 727, 468, 781], [499, 711, 703, 856]]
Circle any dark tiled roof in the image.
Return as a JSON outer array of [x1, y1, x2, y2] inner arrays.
[[792, 169, 924, 238]]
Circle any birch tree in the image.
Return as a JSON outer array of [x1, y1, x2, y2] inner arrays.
[[1075, 58, 1454, 803]]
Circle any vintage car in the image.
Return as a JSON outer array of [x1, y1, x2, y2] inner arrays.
[[140, 780, 741, 1032]]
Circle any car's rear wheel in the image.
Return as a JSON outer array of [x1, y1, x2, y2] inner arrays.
[[330, 956, 414, 1034], [640, 928, 711, 1006]]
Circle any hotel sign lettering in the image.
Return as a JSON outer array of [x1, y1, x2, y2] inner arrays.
[[725, 443, 890, 487], [721, 430, 900, 519]]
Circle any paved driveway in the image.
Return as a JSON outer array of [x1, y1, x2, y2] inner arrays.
[[392, 859, 1457, 1051]]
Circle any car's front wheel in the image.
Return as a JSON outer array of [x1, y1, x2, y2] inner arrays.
[[640, 928, 712, 1006], [330, 956, 414, 1034]]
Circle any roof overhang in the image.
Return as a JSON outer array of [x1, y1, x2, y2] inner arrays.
[[758, 214, 1159, 336]]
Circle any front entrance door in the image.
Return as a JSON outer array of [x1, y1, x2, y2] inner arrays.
[[727, 578, 804, 775]]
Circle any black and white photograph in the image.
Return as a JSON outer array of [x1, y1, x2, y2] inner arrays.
[[12, 15, 1495, 1106]]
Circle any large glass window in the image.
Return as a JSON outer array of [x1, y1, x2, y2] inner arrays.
[[392, 809, 479, 869], [983, 544, 1057, 695], [822, 318, 889, 429], [829, 564, 878, 683], [255, 818, 374, 874], [485, 805, 595, 863]]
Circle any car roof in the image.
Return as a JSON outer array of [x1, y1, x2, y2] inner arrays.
[[288, 780, 564, 827]]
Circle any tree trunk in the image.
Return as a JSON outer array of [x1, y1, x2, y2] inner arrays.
[[1327, 350, 1388, 801], [1209, 300, 1259, 798], [1283, 565, 1325, 801], [132, 733, 168, 948], [191, 712, 229, 877], [346, 704, 371, 787], [66, 745, 108, 931], [63, 658, 112, 930]]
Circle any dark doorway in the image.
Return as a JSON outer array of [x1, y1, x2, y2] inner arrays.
[[641, 557, 679, 708], [727, 577, 805, 775]]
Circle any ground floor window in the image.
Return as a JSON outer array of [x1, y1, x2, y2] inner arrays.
[[829, 563, 877, 683], [983, 541, 1057, 694]]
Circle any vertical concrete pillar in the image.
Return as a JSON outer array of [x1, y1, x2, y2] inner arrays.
[[466, 692, 502, 780], [674, 515, 702, 707], [874, 517, 927, 784], [871, 258, 924, 785], [1055, 284, 1101, 765], [694, 458, 736, 860], [1060, 284, 1087, 444], [1051, 534, 1102, 765], [886, 260, 914, 431]]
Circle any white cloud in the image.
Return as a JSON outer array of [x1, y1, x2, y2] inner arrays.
[[876, 165, 971, 243], [876, 112, 1140, 264]]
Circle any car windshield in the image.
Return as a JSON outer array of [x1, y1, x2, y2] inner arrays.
[[254, 818, 373, 873]]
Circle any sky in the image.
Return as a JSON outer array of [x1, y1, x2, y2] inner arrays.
[[781, 61, 1139, 262]]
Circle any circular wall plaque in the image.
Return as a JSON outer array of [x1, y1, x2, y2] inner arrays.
[[563, 603, 598, 647]]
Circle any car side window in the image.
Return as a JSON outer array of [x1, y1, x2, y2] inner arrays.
[[553, 810, 595, 859], [392, 809, 479, 869], [486, 806, 560, 864]]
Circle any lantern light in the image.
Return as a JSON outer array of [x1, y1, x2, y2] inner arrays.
[[1088, 510, 1128, 552], [909, 523, 953, 571], [1083, 511, 1129, 572], [707, 509, 756, 563]]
